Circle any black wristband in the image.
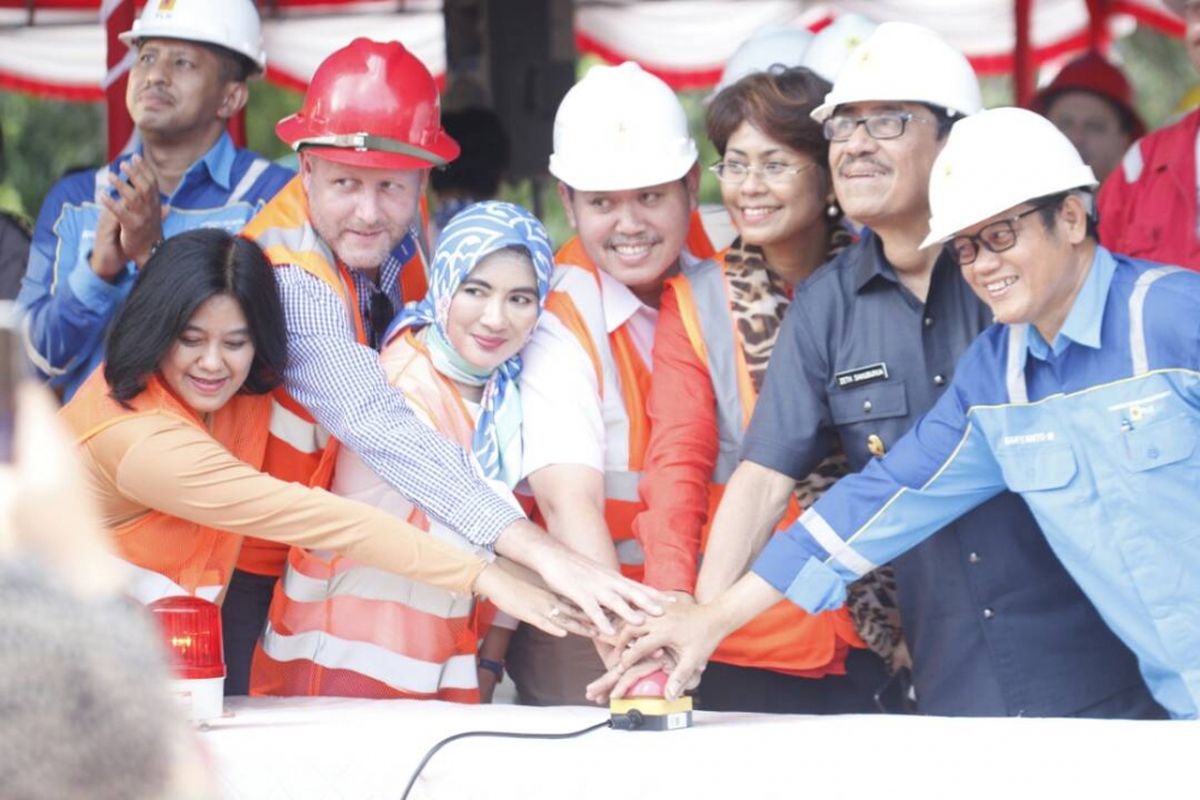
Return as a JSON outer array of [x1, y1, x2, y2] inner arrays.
[[477, 657, 505, 681]]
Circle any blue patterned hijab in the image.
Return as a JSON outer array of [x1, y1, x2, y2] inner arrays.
[[387, 201, 554, 488]]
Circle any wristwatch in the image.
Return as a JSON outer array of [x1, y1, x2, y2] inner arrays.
[[477, 657, 505, 682]]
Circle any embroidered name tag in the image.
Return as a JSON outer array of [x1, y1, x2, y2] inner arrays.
[[835, 362, 889, 389]]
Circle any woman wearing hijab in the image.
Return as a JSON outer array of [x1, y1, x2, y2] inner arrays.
[[59, 228, 587, 687], [253, 201, 556, 702]]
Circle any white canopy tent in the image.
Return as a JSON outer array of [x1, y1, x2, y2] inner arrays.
[[0, 0, 1186, 157]]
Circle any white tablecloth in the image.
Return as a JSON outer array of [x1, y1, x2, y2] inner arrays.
[[202, 697, 1198, 800]]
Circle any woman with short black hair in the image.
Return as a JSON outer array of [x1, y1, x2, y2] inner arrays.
[[104, 227, 286, 403], [60, 228, 589, 691]]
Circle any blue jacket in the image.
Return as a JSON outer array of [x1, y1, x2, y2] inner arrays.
[[753, 247, 1200, 718], [17, 133, 292, 399]]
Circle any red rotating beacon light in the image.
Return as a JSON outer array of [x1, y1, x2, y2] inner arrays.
[[148, 596, 226, 721]]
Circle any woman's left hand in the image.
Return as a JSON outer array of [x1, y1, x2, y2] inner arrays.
[[473, 561, 597, 639]]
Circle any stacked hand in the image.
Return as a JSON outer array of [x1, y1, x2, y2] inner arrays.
[[586, 592, 718, 703]]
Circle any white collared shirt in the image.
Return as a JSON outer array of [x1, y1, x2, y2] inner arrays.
[[519, 250, 697, 479]]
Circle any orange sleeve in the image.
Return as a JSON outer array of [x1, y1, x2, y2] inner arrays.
[[634, 284, 719, 593]]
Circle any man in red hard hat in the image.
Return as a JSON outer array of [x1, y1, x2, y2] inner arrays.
[[1031, 52, 1144, 182], [240, 40, 662, 693], [1097, 0, 1200, 269]]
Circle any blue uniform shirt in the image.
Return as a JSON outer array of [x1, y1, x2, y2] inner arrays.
[[754, 246, 1199, 718], [744, 232, 1153, 716], [17, 132, 293, 399]]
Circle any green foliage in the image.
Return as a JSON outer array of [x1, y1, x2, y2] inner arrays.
[[245, 80, 303, 161], [0, 93, 105, 219]]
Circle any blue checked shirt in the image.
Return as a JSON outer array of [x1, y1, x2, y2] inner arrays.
[[275, 235, 522, 547]]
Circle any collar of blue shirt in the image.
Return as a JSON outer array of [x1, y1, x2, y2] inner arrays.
[[1021, 245, 1117, 369], [127, 130, 237, 194]]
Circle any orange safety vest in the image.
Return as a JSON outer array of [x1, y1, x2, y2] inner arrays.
[[542, 236, 653, 581], [667, 253, 863, 676], [235, 176, 431, 578], [251, 331, 488, 702], [60, 369, 270, 603], [685, 207, 717, 261]]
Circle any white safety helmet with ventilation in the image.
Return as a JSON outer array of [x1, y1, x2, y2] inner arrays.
[[801, 13, 879, 84], [549, 62, 698, 192], [120, 0, 266, 74], [811, 21, 982, 123], [921, 107, 1098, 249]]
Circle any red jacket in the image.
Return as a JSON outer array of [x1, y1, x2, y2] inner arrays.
[[1098, 108, 1200, 271]]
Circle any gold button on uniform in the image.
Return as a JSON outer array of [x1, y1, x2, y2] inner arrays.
[[867, 434, 886, 458]]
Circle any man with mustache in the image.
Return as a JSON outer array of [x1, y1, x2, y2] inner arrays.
[[505, 62, 701, 705], [18, 0, 292, 401], [599, 23, 1159, 718]]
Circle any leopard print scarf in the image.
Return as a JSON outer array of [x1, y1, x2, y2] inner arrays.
[[725, 235, 908, 675]]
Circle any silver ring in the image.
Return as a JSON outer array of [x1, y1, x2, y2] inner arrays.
[[548, 606, 562, 619]]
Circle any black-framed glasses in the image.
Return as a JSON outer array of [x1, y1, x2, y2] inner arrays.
[[368, 290, 395, 348], [823, 112, 926, 142], [948, 204, 1051, 266], [708, 160, 816, 184]]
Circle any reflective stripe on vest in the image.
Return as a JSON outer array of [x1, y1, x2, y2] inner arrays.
[[545, 243, 652, 577], [665, 254, 864, 675], [239, 177, 372, 576], [252, 332, 486, 701], [674, 258, 754, 484], [260, 622, 479, 694], [121, 558, 222, 605]]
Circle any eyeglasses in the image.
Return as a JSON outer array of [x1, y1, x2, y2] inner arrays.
[[948, 204, 1050, 266], [708, 160, 816, 185], [823, 112, 926, 142]]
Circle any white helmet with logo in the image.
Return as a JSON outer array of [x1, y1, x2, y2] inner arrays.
[[801, 13, 879, 84], [922, 107, 1098, 248], [120, 0, 266, 74], [549, 62, 698, 192], [811, 21, 982, 122], [709, 26, 815, 100]]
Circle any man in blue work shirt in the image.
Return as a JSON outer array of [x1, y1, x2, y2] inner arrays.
[[595, 25, 1159, 718], [18, 0, 292, 400], [610, 107, 1200, 719]]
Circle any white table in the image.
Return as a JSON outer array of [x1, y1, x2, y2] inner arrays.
[[202, 697, 1199, 800]]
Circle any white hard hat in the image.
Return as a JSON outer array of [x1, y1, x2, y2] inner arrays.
[[801, 13, 879, 84], [709, 26, 815, 99], [549, 62, 698, 192], [921, 107, 1098, 249], [119, 0, 266, 74], [811, 21, 982, 122]]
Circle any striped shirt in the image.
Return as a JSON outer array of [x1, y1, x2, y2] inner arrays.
[[274, 235, 521, 546]]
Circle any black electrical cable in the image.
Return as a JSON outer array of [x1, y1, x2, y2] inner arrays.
[[398, 713, 643, 800]]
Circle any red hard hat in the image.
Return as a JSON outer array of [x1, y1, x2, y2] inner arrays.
[[277, 38, 460, 170], [1032, 51, 1145, 139]]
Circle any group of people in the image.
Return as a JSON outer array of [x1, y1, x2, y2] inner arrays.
[[8, 0, 1200, 727]]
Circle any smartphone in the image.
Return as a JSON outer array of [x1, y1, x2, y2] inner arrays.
[[0, 301, 28, 463]]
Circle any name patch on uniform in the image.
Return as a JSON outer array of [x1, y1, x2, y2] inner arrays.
[[835, 362, 889, 389]]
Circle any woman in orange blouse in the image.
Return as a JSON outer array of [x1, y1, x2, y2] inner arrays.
[[633, 67, 888, 714]]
